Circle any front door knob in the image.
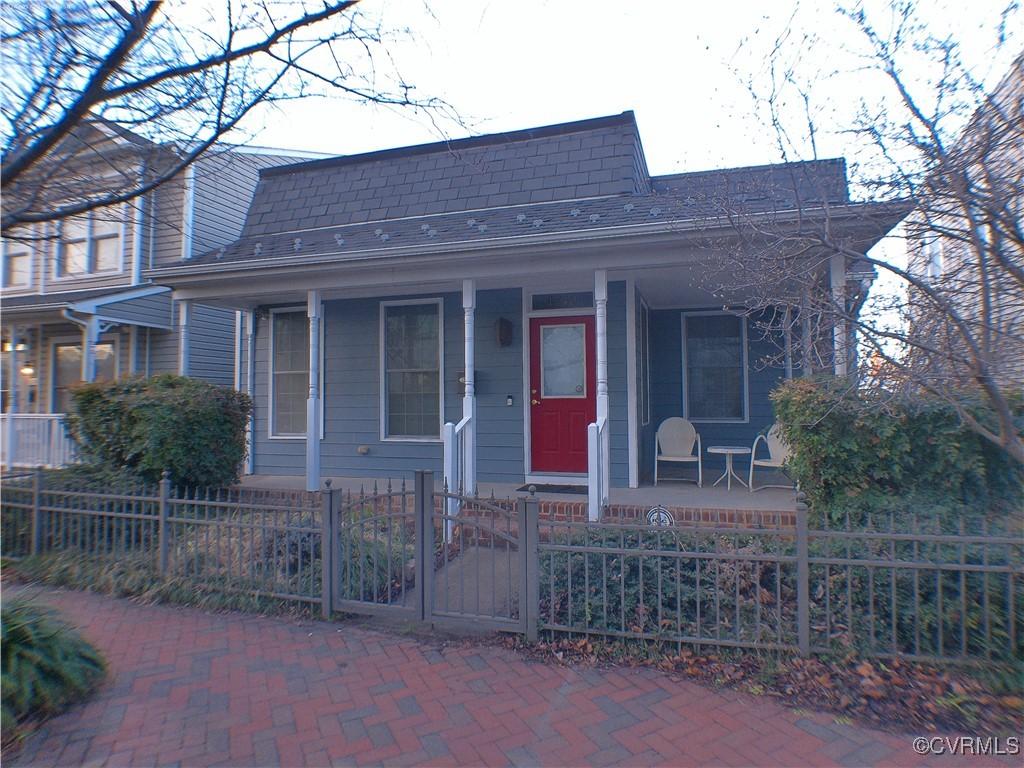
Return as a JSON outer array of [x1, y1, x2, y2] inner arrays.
[[531, 399, 540, 405]]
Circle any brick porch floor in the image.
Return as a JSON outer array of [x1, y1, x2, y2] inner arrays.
[[9, 588, 1007, 768]]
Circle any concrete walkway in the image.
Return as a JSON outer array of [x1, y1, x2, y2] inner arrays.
[[9, 588, 1000, 767]]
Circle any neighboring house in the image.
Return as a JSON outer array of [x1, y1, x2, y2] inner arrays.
[[0, 123, 324, 467], [149, 111, 903, 514], [905, 53, 1023, 389]]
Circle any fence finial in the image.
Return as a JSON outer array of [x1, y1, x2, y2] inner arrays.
[[161, 469, 171, 481], [528, 485, 537, 497], [324, 478, 332, 490]]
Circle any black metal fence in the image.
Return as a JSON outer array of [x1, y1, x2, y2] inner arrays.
[[2, 469, 1021, 663], [1, 470, 323, 606]]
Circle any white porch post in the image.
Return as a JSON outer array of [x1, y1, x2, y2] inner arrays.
[[5, 324, 19, 466], [595, 270, 610, 507], [81, 316, 100, 382], [128, 326, 139, 375], [462, 279, 477, 494], [829, 253, 848, 377], [244, 310, 256, 476], [305, 291, 322, 492], [177, 299, 192, 376]]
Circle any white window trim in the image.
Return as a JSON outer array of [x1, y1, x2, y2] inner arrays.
[[1, 235, 34, 290], [267, 305, 324, 440], [51, 204, 128, 282], [681, 311, 749, 424], [639, 296, 651, 427], [521, 284, 597, 479], [48, 333, 121, 413], [379, 297, 445, 443]]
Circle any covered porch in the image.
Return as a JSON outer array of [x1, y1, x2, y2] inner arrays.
[[166, 245, 823, 521], [1, 286, 175, 468]]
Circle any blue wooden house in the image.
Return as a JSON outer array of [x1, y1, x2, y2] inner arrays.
[[149, 112, 903, 517]]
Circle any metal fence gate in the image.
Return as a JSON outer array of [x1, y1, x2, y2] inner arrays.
[[326, 471, 539, 640]]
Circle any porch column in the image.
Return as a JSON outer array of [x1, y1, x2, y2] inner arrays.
[[462, 279, 477, 494], [177, 299, 192, 376], [5, 324, 19, 466], [829, 253, 848, 377], [305, 291, 322, 492], [81, 316, 100, 382], [595, 270, 610, 503], [244, 310, 256, 475], [128, 326, 139, 375]]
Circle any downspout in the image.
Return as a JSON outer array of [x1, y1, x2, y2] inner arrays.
[[131, 160, 147, 286], [180, 165, 195, 261], [245, 310, 256, 475]]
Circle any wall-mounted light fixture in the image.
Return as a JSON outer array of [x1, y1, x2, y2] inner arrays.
[[506, 394, 514, 407], [20, 363, 35, 376]]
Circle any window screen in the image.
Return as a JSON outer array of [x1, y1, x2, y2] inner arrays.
[[384, 303, 440, 438], [684, 314, 745, 420]]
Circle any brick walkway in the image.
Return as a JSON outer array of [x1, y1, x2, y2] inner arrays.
[[9, 588, 1005, 767]]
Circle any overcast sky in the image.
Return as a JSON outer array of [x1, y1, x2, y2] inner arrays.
[[240, 0, 1018, 324], [248, 0, 1019, 180]]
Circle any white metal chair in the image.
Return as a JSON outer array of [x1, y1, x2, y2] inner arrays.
[[748, 423, 793, 492], [655, 417, 702, 487]]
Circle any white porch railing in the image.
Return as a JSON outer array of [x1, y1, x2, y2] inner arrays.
[[587, 416, 610, 521], [1, 414, 78, 469], [442, 413, 474, 539]]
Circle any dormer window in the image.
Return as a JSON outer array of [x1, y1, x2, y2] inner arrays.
[[57, 209, 122, 277]]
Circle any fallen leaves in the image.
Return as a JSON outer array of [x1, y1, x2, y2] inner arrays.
[[499, 634, 1022, 735]]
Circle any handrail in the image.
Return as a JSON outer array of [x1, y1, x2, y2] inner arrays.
[[1, 413, 78, 469], [587, 415, 609, 522], [442, 413, 473, 541]]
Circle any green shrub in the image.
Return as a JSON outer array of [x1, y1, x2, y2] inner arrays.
[[771, 378, 1023, 518], [538, 527, 797, 645], [67, 374, 251, 487], [1, 599, 105, 730]]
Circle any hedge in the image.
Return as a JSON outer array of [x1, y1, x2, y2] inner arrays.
[[771, 378, 1023, 518], [67, 375, 251, 488]]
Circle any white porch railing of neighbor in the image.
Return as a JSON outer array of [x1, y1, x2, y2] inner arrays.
[[442, 413, 473, 538], [1, 414, 78, 469], [587, 416, 609, 521]]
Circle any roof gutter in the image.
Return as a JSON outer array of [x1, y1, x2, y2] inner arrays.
[[147, 201, 909, 285]]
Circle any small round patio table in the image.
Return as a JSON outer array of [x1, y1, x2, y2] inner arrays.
[[707, 446, 751, 491]]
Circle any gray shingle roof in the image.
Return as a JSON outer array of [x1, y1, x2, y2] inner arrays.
[[241, 112, 649, 237], [183, 114, 864, 270]]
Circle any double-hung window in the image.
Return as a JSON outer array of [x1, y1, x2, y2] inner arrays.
[[382, 301, 442, 439], [1, 238, 32, 288], [682, 313, 748, 421], [57, 210, 122, 277], [52, 341, 117, 413], [270, 310, 309, 437]]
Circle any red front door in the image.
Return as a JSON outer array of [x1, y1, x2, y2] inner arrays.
[[529, 315, 596, 474]]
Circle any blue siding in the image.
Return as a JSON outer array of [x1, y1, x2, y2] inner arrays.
[[636, 288, 656, 484], [187, 304, 235, 386], [648, 308, 786, 479], [473, 288, 525, 483], [607, 281, 629, 486], [250, 283, 633, 486], [99, 292, 172, 328]]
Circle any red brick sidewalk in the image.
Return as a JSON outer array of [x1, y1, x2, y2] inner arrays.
[[8, 588, 1004, 767]]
